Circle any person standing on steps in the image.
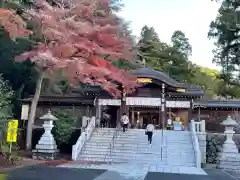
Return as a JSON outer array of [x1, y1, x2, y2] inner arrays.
[[146, 120, 154, 145], [121, 113, 129, 132]]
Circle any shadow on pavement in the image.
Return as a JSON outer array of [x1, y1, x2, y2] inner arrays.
[[3, 165, 240, 180], [6, 165, 107, 180], [144, 169, 239, 180]]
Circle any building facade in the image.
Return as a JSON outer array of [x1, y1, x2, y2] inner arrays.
[[95, 68, 204, 129], [21, 68, 240, 133]]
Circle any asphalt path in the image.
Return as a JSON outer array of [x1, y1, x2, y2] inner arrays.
[[3, 165, 240, 180]]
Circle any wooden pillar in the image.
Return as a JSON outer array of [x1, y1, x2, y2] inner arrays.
[[126, 105, 129, 118], [198, 107, 201, 121], [96, 100, 102, 127], [188, 100, 193, 121], [131, 107, 134, 125], [120, 86, 126, 115]]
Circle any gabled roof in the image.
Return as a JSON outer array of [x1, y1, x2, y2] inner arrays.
[[132, 68, 203, 90], [22, 95, 95, 105]]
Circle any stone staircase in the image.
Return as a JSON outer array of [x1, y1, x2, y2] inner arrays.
[[77, 128, 196, 167], [78, 128, 115, 161]]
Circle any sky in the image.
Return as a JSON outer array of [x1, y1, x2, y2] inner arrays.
[[118, 0, 221, 69]]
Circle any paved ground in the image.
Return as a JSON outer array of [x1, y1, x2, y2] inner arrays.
[[6, 165, 106, 180], [2, 165, 240, 180], [59, 162, 207, 175]]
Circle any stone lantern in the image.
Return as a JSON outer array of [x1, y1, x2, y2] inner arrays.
[[32, 110, 59, 160], [217, 115, 240, 170], [221, 116, 237, 150]]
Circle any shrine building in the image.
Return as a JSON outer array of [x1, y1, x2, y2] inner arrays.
[[21, 68, 240, 132]]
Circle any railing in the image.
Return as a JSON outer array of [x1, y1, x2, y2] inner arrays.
[[104, 126, 120, 163], [72, 116, 96, 160], [193, 120, 205, 132], [190, 120, 201, 168]]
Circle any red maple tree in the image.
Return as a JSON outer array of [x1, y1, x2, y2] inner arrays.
[[16, 0, 138, 95], [13, 0, 138, 149], [0, 8, 32, 39]]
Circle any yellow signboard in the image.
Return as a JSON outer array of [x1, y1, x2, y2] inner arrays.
[[0, 173, 7, 180], [7, 120, 18, 143], [136, 78, 152, 83], [176, 88, 185, 92]]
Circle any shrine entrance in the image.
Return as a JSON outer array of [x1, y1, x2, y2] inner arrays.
[[128, 107, 162, 129], [101, 105, 119, 128]]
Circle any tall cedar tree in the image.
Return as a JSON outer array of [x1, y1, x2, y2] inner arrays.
[[14, 0, 137, 149]]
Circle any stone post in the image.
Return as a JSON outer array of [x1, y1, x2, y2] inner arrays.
[[197, 120, 206, 164], [32, 110, 59, 160], [217, 115, 240, 171]]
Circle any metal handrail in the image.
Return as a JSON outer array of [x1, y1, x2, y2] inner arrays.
[[104, 126, 120, 162]]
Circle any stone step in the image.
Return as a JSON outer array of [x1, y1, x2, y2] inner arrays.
[[114, 141, 193, 145], [78, 157, 196, 167], [91, 133, 113, 136], [78, 155, 167, 162], [84, 144, 149, 149], [86, 140, 111, 144], [94, 129, 192, 134], [84, 145, 194, 154], [113, 143, 194, 149], [81, 146, 196, 154], [80, 149, 196, 159], [88, 138, 192, 144], [77, 129, 197, 168], [80, 151, 196, 161], [115, 131, 192, 137], [84, 143, 194, 150], [94, 128, 116, 131], [92, 131, 115, 135]]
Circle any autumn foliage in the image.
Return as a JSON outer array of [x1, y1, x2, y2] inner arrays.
[[0, 8, 32, 39], [15, 0, 138, 96]]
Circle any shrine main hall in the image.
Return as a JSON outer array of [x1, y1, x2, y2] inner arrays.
[[22, 68, 240, 132]]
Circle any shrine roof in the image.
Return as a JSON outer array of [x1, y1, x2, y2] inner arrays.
[[132, 68, 203, 90], [194, 100, 240, 108], [21, 95, 95, 105]]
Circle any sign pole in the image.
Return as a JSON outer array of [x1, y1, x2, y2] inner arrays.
[[9, 142, 12, 154], [161, 83, 165, 161]]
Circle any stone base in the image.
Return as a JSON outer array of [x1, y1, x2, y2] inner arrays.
[[217, 153, 240, 171], [32, 149, 59, 160]]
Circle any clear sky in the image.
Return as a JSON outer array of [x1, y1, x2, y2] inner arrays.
[[118, 0, 220, 69]]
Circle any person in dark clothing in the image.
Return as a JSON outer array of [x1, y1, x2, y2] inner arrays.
[[100, 118, 106, 128]]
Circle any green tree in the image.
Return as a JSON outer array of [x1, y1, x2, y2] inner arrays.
[[138, 25, 221, 97], [171, 30, 192, 57], [208, 0, 240, 97], [139, 27, 193, 82], [140, 25, 160, 42], [191, 66, 221, 97], [0, 74, 13, 120], [52, 108, 78, 145], [138, 25, 167, 70]]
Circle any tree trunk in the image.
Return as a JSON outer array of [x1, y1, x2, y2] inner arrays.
[[26, 72, 44, 150]]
